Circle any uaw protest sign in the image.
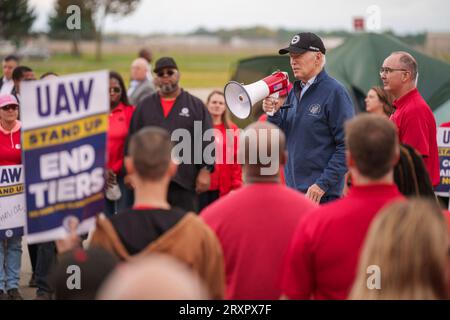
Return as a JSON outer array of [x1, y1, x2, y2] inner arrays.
[[21, 71, 109, 244], [0, 165, 26, 239], [436, 127, 450, 198]]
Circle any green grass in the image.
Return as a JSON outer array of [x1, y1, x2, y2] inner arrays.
[[22, 52, 251, 88]]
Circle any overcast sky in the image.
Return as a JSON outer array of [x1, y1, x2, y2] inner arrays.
[[29, 0, 450, 35]]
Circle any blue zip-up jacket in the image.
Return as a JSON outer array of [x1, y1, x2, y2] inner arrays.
[[268, 69, 354, 197]]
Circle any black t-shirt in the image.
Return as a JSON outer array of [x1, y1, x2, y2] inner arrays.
[[109, 207, 186, 255], [125, 90, 214, 191]]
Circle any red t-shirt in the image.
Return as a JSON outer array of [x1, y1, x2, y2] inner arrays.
[[201, 183, 316, 299], [282, 184, 403, 300], [441, 121, 450, 128], [390, 88, 440, 186], [209, 122, 242, 196], [107, 103, 135, 173], [160, 97, 176, 118], [0, 121, 22, 165]]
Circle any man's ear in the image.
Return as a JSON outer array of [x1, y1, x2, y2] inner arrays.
[[124, 156, 135, 175], [346, 150, 354, 169], [402, 71, 410, 83], [316, 52, 322, 65], [167, 159, 178, 178], [393, 145, 401, 166]]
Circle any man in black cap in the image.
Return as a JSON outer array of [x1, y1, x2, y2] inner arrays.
[[263, 32, 355, 204], [125, 57, 214, 212]]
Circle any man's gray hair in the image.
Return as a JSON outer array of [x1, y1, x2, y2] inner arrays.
[[391, 51, 418, 81], [321, 54, 327, 68]]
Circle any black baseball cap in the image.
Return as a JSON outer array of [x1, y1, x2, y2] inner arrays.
[[153, 57, 178, 73], [279, 32, 326, 55]]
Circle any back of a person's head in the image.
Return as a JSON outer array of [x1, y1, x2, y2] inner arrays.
[[345, 113, 398, 179], [3, 54, 19, 63], [97, 254, 209, 300], [128, 127, 173, 180], [238, 121, 286, 178], [350, 198, 448, 300], [50, 247, 118, 300], [394, 144, 436, 198], [12, 65, 32, 81], [138, 48, 152, 62]]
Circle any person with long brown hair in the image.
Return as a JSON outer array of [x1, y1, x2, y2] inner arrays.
[[350, 198, 449, 300], [199, 90, 242, 211], [365, 86, 394, 117]]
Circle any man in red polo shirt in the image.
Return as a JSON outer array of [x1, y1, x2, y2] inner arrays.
[[381, 51, 440, 187], [281, 114, 404, 300], [201, 121, 316, 300]]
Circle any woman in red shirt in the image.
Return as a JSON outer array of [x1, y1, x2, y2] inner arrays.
[[0, 94, 23, 300], [105, 72, 135, 216], [199, 91, 242, 211]]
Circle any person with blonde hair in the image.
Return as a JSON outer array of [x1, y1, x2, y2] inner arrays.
[[97, 254, 209, 300], [350, 199, 449, 300]]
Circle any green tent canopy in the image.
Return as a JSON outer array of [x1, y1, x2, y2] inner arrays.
[[229, 33, 450, 125]]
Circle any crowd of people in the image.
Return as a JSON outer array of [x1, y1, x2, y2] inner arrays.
[[0, 32, 449, 300]]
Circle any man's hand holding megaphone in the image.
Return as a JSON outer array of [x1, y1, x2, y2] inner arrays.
[[262, 95, 288, 116]]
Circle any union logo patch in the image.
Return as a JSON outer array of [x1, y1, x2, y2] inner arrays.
[[308, 104, 321, 116]]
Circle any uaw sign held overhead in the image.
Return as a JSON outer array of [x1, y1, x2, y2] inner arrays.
[[21, 71, 109, 244]]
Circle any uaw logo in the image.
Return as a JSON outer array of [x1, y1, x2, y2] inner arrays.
[[308, 104, 322, 116], [5, 229, 14, 238], [179, 107, 190, 117], [291, 35, 300, 45]]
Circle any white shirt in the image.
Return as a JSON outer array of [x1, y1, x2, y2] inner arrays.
[[0, 77, 14, 95], [299, 75, 317, 100]]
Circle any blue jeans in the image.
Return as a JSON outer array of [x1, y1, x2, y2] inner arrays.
[[0, 237, 22, 291], [104, 175, 132, 216]]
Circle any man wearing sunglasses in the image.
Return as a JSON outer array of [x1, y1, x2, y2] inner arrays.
[[126, 57, 214, 213], [381, 51, 440, 188]]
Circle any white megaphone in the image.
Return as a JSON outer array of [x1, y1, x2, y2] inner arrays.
[[224, 71, 290, 119]]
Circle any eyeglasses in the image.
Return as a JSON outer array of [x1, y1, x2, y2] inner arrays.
[[1, 105, 18, 111], [156, 70, 176, 78], [379, 67, 409, 75], [109, 87, 121, 94]]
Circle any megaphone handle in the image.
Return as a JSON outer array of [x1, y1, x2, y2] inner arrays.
[[266, 93, 279, 116]]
